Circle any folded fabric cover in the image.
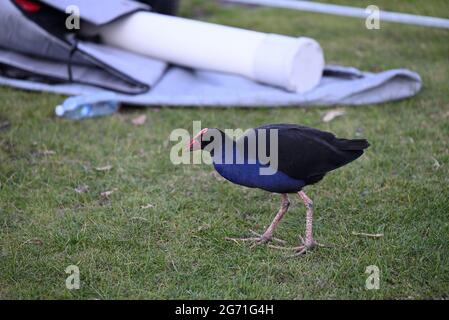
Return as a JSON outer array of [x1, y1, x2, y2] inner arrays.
[[0, 0, 422, 107]]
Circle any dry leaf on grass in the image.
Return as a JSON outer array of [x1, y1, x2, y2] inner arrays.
[[431, 157, 441, 170], [31, 239, 44, 245], [197, 224, 211, 232], [75, 185, 89, 194], [21, 238, 44, 246], [100, 188, 117, 198], [351, 231, 384, 238], [130, 216, 149, 222], [38, 150, 56, 156], [95, 165, 113, 172], [322, 109, 346, 123], [131, 115, 147, 126]]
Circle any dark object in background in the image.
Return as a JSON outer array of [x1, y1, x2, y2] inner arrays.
[[13, 1, 179, 36], [4, 0, 161, 94], [140, 0, 179, 15]]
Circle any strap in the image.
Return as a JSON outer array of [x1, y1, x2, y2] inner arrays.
[[66, 34, 79, 82]]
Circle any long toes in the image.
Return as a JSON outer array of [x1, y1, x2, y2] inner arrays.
[[225, 237, 260, 243], [250, 239, 268, 248], [250, 230, 286, 244], [290, 242, 320, 257], [268, 244, 303, 251], [249, 231, 270, 244], [272, 242, 315, 257], [272, 238, 287, 244], [250, 238, 269, 248], [249, 230, 263, 237], [314, 242, 333, 248], [291, 247, 308, 257], [281, 245, 310, 257], [225, 235, 272, 247]]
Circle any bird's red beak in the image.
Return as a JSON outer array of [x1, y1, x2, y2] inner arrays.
[[14, 0, 41, 13], [187, 139, 200, 151], [187, 128, 208, 152]]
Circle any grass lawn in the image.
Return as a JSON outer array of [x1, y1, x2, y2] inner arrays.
[[0, 0, 448, 299]]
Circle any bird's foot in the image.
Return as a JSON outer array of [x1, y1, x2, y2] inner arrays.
[[291, 239, 319, 256], [268, 236, 327, 257], [225, 230, 286, 247]]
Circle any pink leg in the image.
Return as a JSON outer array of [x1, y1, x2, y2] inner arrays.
[[298, 191, 314, 247], [293, 191, 321, 255], [269, 191, 323, 255], [226, 194, 290, 245], [259, 194, 290, 241]]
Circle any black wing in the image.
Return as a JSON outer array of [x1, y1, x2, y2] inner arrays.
[[240, 124, 369, 185]]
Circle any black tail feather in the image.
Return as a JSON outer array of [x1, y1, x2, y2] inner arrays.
[[337, 139, 370, 151]]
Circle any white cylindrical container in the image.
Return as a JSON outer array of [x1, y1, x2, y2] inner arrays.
[[98, 11, 324, 93]]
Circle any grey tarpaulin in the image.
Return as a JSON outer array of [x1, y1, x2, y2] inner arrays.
[[0, 0, 422, 107]]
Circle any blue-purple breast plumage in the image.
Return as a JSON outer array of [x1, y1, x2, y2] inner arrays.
[[207, 124, 369, 194], [213, 148, 306, 193]]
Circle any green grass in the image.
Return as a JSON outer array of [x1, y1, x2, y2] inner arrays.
[[1, 0, 448, 299]]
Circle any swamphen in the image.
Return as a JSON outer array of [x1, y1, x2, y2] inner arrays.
[[188, 124, 369, 255]]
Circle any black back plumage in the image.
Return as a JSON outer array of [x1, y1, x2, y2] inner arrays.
[[243, 124, 369, 185]]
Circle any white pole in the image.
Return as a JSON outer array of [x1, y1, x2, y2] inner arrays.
[[225, 0, 449, 29], [98, 12, 325, 93]]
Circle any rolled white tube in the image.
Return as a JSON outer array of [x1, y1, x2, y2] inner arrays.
[[98, 12, 324, 93]]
